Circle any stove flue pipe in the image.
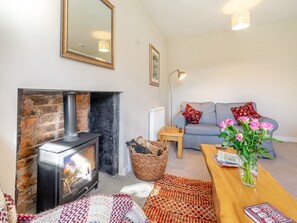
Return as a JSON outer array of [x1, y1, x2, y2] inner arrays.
[[63, 91, 79, 142]]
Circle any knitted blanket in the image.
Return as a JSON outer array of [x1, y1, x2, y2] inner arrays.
[[30, 194, 148, 223], [1, 188, 148, 223]]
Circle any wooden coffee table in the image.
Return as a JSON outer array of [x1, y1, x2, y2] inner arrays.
[[200, 144, 297, 223], [158, 127, 184, 159]]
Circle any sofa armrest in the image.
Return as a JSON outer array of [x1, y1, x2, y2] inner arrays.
[[173, 112, 186, 128], [259, 116, 278, 132]]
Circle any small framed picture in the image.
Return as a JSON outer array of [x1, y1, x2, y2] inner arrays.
[[149, 44, 160, 87]]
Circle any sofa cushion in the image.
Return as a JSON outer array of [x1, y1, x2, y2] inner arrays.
[[181, 102, 216, 124], [231, 102, 262, 125], [185, 124, 221, 136], [216, 102, 257, 126], [182, 104, 203, 124]]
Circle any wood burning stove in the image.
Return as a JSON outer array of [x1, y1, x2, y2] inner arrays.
[[37, 92, 100, 212], [37, 133, 99, 212]]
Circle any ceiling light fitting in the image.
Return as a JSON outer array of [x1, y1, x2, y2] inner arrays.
[[98, 40, 110, 52], [232, 10, 250, 31]]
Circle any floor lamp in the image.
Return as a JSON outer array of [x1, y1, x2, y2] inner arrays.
[[168, 69, 187, 126]]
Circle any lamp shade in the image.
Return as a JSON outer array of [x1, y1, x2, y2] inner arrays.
[[178, 71, 187, 80], [98, 40, 110, 52], [232, 10, 250, 31]]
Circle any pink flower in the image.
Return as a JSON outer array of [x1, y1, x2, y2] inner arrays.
[[220, 121, 227, 131], [236, 133, 243, 142], [250, 121, 260, 131], [225, 118, 234, 126], [260, 122, 274, 131], [238, 116, 249, 123]]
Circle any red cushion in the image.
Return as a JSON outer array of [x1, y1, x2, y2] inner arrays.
[[182, 104, 203, 124], [231, 102, 262, 125]]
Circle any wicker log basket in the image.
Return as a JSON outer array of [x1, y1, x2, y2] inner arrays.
[[129, 137, 168, 181]]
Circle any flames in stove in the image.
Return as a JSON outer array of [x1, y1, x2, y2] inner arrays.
[[63, 144, 96, 195]]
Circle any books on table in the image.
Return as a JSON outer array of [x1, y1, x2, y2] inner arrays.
[[217, 150, 239, 164], [212, 150, 239, 167], [244, 202, 295, 223]]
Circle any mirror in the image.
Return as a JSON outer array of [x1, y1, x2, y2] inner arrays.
[[61, 0, 115, 69]]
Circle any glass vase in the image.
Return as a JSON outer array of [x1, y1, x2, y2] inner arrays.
[[238, 157, 258, 187]]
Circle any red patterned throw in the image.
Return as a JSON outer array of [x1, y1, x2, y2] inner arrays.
[[231, 102, 262, 125], [29, 194, 148, 223], [0, 189, 148, 223], [143, 174, 217, 223], [182, 104, 203, 124]]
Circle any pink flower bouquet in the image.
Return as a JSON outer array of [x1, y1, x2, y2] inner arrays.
[[219, 116, 279, 186]]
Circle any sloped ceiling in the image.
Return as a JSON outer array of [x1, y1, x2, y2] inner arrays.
[[140, 0, 297, 38]]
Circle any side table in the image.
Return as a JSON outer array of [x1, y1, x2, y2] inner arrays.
[[158, 127, 184, 159]]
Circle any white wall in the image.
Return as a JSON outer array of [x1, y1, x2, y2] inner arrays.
[[168, 19, 297, 141], [0, 0, 168, 195]]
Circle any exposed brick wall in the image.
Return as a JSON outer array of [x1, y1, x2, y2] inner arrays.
[[76, 93, 90, 132], [16, 91, 90, 213]]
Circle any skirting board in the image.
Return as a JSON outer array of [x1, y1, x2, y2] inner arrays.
[[119, 165, 130, 176], [274, 136, 297, 143]]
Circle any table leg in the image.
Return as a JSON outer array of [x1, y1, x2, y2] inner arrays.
[[159, 135, 164, 142], [177, 136, 183, 159]]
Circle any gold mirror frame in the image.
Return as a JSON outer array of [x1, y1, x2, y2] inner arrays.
[[61, 0, 115, 69]]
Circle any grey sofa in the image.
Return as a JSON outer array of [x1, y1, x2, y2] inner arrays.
[[173, 102, 278, 158]]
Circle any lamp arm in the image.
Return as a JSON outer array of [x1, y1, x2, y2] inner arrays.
[[168, 69, 178, 126]]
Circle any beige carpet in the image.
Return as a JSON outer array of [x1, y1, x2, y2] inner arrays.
[[93, 141, 297, 208], [259, 141, 297, 199]]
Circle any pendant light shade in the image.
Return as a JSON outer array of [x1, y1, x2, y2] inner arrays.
[[232, 10, 250, 31], [98, 40, 110, 52]]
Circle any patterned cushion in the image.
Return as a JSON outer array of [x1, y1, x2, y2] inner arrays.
[[182, 104, 203, 124], [0, 189, 17, 223], [181, 102, 216, 124], [231, 102, 262, 124]]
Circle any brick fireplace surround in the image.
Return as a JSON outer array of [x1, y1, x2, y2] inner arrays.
[[16, 89, 120, 213]]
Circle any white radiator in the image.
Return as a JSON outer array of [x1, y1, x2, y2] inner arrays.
[[149, 107, 165, 141]]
